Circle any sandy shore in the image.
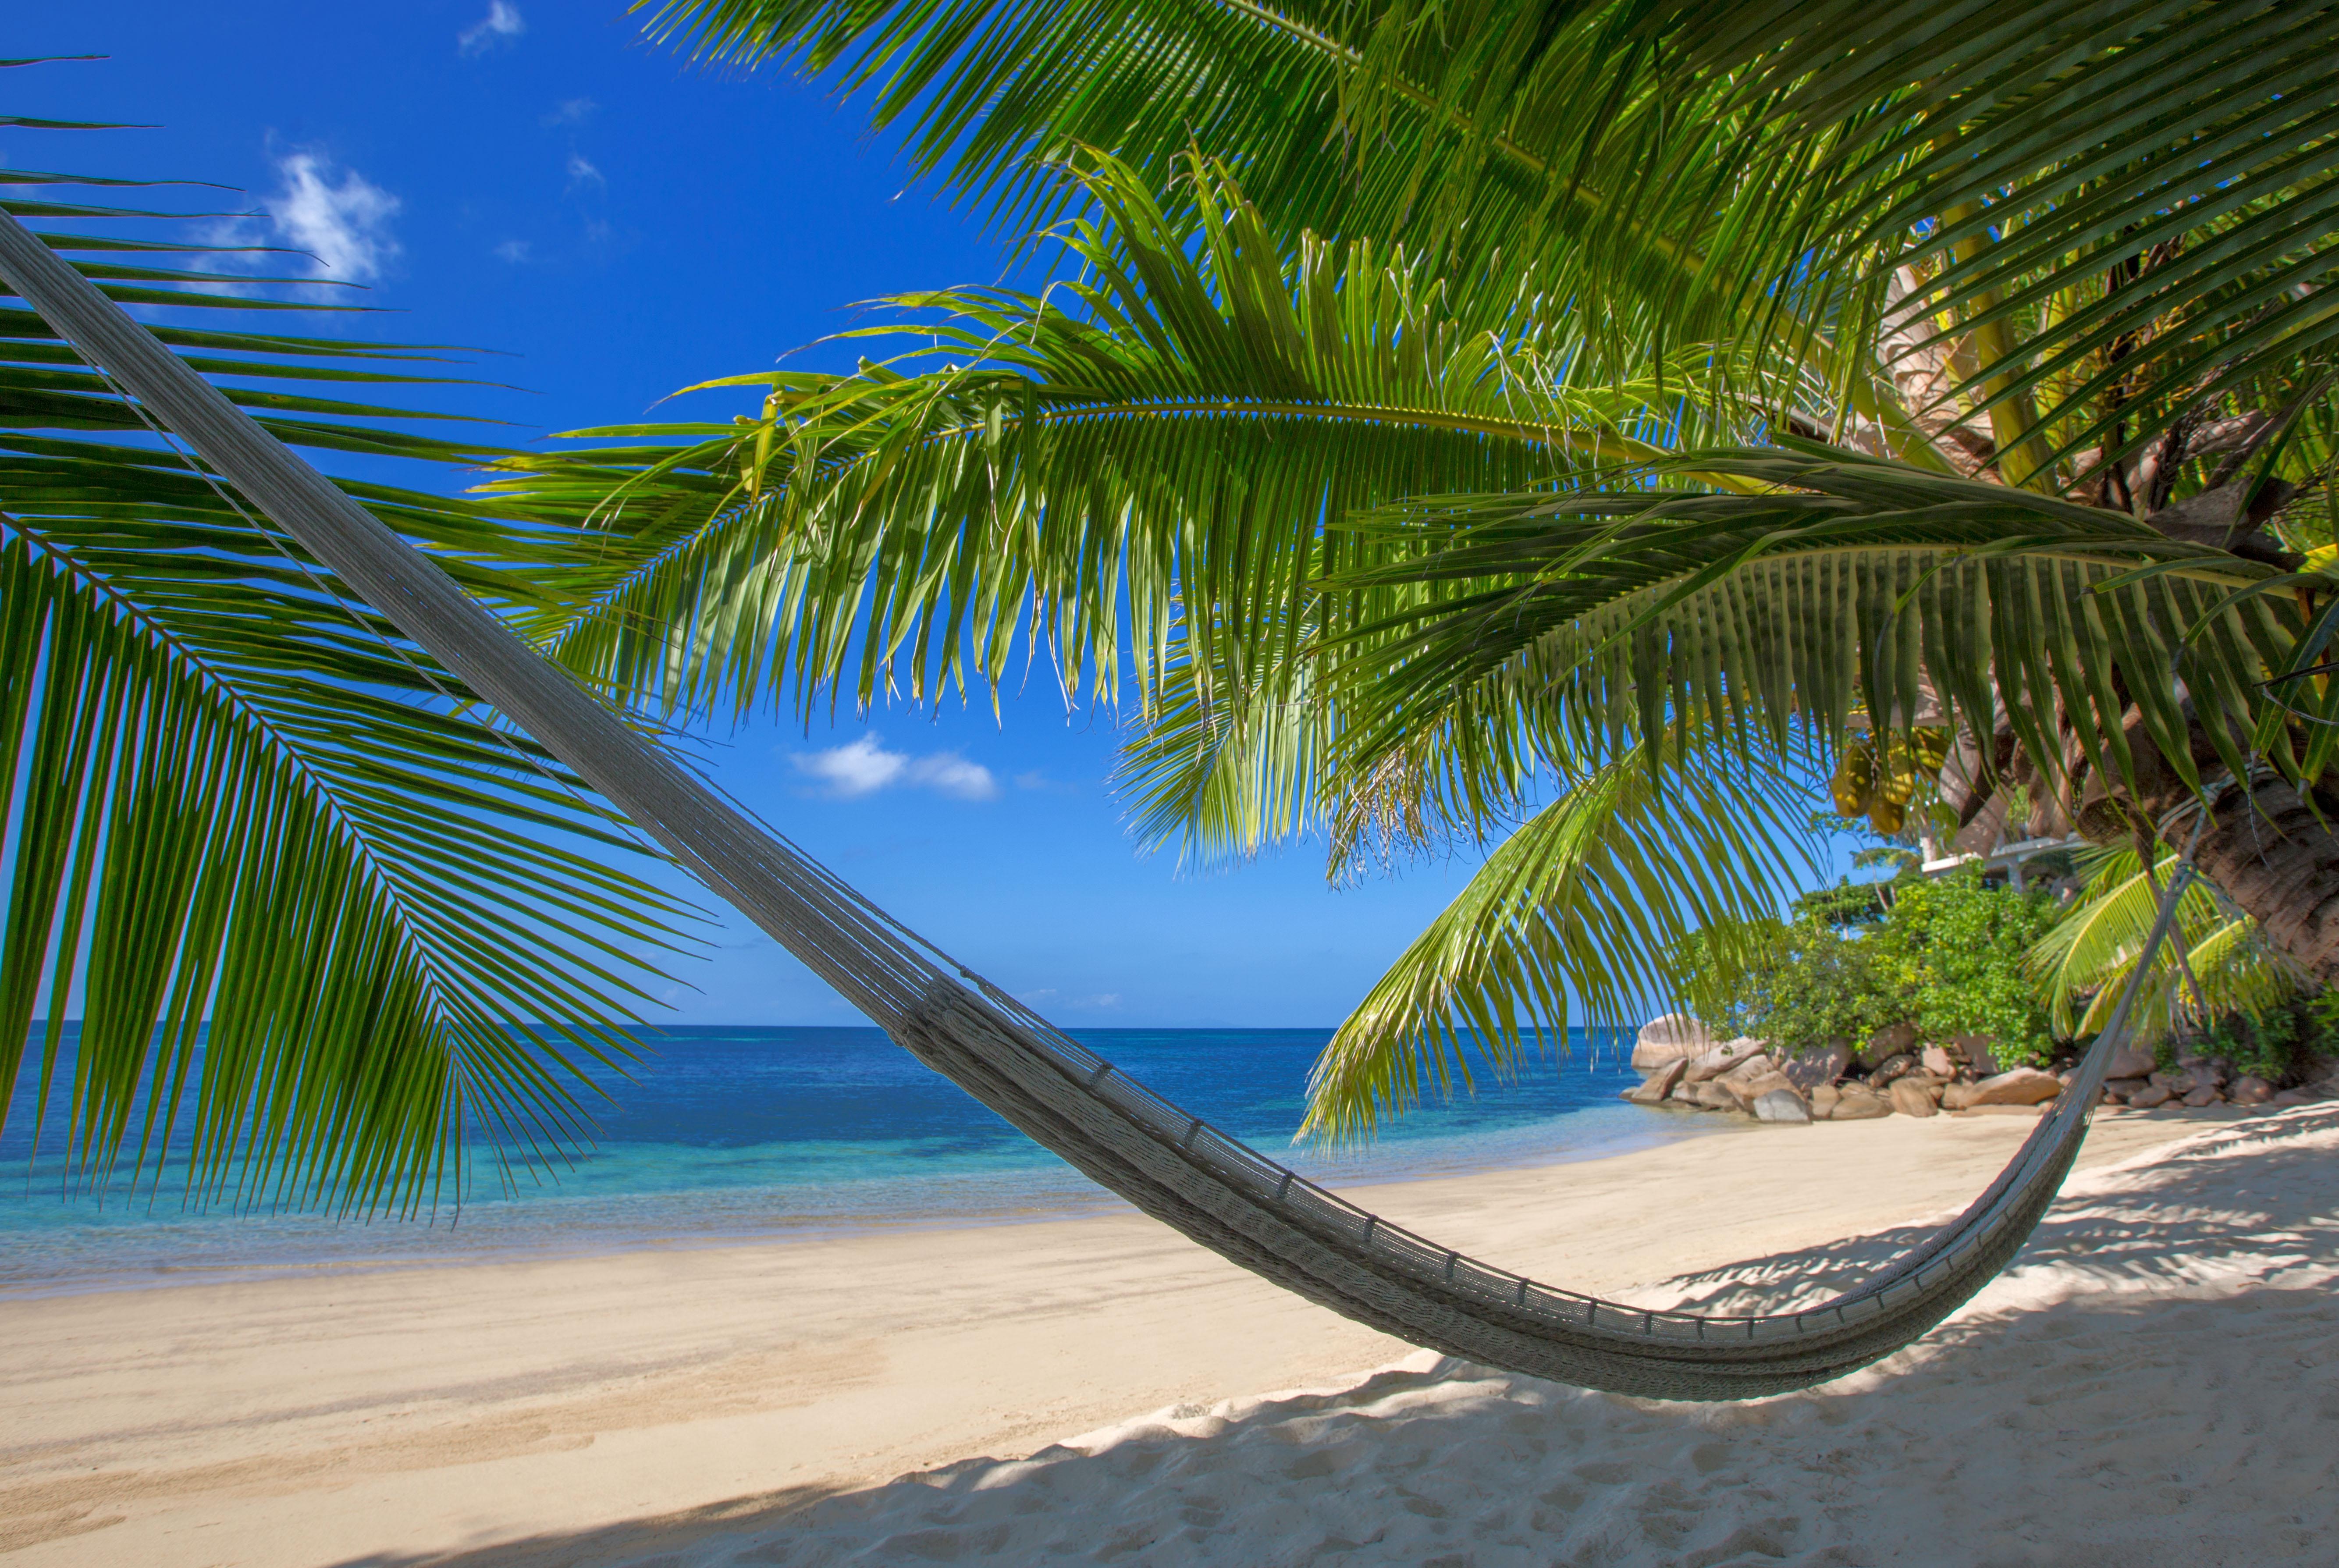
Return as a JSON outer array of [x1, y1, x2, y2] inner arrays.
[[0, 1106, 2289, 1567]]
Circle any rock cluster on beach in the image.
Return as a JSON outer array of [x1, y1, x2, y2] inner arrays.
[[2093, 1042, 2335, 1109], [1621, 1013, 2339, 1124]]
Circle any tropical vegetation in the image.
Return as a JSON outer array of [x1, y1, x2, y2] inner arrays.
[[1678, 838, 2332, 1075], [482, 0, 2339, 1138], [14, 0, 2339, 1203], [1680, 868, 2069, 1068], [2188, 994, 2339, 1090], [0, 92, 683, 1213], [2028, 843, 2303, 1047]]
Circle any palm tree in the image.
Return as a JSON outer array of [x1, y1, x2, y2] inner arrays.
[[2030, 845, 2299, 1048], [0, 103, 683, 1214], [493, 0, 2338, 1136]]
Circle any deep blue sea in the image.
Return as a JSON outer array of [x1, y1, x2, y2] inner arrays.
[[0, 1026, 1725, 1295]]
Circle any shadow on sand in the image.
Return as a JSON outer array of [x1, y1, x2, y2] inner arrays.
[[345, 1107, 2339, 1568]]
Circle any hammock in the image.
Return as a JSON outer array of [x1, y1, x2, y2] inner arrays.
[[0, 212, 2177, 1401]]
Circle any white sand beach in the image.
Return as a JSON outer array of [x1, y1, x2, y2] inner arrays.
[[4, 1105, 2330, 1567]]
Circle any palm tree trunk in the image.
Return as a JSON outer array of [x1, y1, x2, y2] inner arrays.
[[2176, 780, 2339, 983], [2078, 713, 2339, 985]]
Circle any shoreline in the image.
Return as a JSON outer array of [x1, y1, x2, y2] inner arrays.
[[0, 1099, 1738, 1305], [0, 1106, 2227, 1566]]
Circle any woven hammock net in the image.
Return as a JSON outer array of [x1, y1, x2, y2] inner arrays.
[[0, 211, 2164, 1401]]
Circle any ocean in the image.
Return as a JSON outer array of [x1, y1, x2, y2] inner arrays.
[[0, 1025, 1730, 1294]]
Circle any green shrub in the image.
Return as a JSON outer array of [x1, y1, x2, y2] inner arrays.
[[1675, 868, 2061, 1066], [2176, 998, 2336, 1085], [2304, 989, 2339, 1056], [1788, 878, 1892, 928], [1679, 915, 1904, 1056], [1864, 871, 2064, 1066]]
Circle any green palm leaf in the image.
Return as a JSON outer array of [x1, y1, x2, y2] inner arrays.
[[1302, 729, 1823, 1141], [1318, 445, 2305, 819], [638, 0, 1930, 455], [1236, 0, 2339, 487], [595, 12, 2339, 1126], [645, 0, 2339, 489], [1, 123, 687, 1213], [2028, 844, 2300, 1043], [1649, 0, 2339, 482], [1114, 620, 1329, 864], [492, 152, 1716, 730]]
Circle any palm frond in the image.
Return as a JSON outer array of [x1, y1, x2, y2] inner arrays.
[[2028, 844, 2300, 1043], [1114, 618, 1326, 865], [642, 2, 1955, 456], [611, 9, 2339, 1125], [648, 0, 2339, 490], [637, 1, 1493, 257], [1301, 729, 1824, 1142], [1, 138, 688, 1213], [1340, 0, 2339, 487], [492, 153, 1724, 731], [1317, 445, 2309, 823], [1664, 0, 2339, 484]]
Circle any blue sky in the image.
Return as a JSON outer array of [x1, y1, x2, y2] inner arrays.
[[7, 3, 1529, 1028], [9, 5, 1856, 1029]]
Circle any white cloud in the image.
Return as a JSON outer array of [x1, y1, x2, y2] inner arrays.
[[792, 735, 999, 801], [543, 97, 597, 126], [565, 153, 604, 191], [798, 735, 904, 796], [459, 1, 525, 56], [267, 152, 401, 282], [910, 753, 999, 800], [492, 239, 531, 263]]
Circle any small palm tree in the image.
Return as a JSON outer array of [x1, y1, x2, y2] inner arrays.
[[0, 106, 683, 1213], [507, 1, 2339, 1134], [2030, 846, 2300, 1048]]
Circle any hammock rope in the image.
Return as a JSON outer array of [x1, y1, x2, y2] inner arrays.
[[0, 210, 2185, 1400]]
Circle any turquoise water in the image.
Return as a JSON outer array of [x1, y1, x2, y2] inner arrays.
[[0, 1026, 1723, 1294]]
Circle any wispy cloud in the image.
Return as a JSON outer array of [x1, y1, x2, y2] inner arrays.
[[1013, 769, 1077, 794], [492, 239, 531, 263], [792, 735, 999, 801], [261, 151, 401, 283], [1020, 988, 1122, 1009], [906, 753, 998, 800], [459, 1, 525, 56], [565, 153, 604, 191], [542, 97, 597, 126]]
